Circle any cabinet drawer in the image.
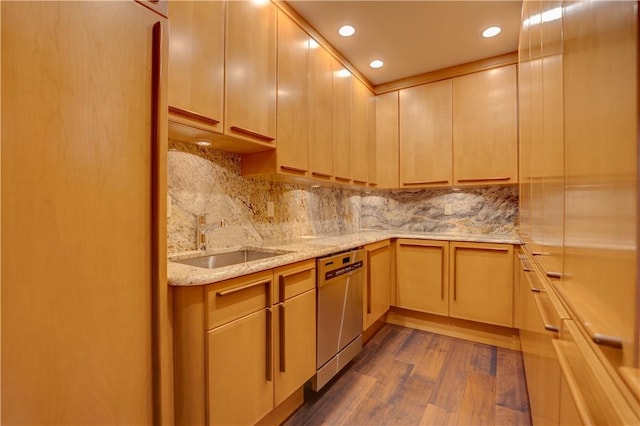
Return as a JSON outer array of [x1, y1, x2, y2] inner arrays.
[[274, 259, 315, 303], [206, 270, 273, 330]]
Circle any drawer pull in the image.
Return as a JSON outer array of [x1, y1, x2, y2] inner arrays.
[[311, 172, 331, 178], [335, 176, 351, 183], [532, 251, 550, 256], [403, 180, 449, 185], [533, 293, 560, 333], [229, 126, 275, 142], [279, 304, 286, 373], [366, 251, 372, 314], [280, 165, 307, 174], [456, 177, 511, 183], [168, 106, 220, 126], [591, 333, 623, 349], [546, 271, 562, 279], [266, 308, 273, 382], [217, 280, 271, 298]]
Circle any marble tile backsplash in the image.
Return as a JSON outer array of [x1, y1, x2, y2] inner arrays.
[[167, 142, 518, 254]]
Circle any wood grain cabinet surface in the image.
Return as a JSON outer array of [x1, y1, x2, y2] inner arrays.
[[374, 91, 400, 188], [363, 240, 392, 330], [399, 79, 453, 188], [350, 78, 371, 186], [452, 65, 518, 186], [173, 261, 316, 426], [332, 60, 353, 184], [449, 242, 514, 327], [395, 239, 449, 316]]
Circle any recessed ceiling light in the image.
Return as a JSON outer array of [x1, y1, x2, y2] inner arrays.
[[482, 26, 502, 38], [338, 25, 356, 37], [369, 59, 384, 69]]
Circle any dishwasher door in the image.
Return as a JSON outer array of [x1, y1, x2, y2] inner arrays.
[[314, 249, 364, 390]]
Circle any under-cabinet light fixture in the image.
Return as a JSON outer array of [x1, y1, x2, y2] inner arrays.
[[194, 139, 211, 147]]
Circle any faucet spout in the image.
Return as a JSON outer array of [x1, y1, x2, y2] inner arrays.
[[196, 214, 227, 251]]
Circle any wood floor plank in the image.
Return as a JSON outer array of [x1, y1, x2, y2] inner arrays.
[[456, 371, 496, 426], [470, 343, 497, 376], [383, 375, 437, 425], [428, 339, 475, 412], [411, 334, 454, 381], [420, 403, 458, 426], [496, 347, 530, 413], [365, 358, 414, 403], [495, 404, 533, 426], [340, 395, 391, 425], [394, 329, 434, 366]]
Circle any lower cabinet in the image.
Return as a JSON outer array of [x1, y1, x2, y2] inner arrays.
[[395, 240, 514, 328], [396, 239, 449, 316], [173, 260, 316, 426], [449, 241, 514, 327], [363, 240, 392, 330]]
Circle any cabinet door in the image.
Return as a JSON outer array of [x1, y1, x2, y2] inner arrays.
[[374, 91, 399, 188], [399, 79, 452, 187], [225, 0, 276, 144], [351, 78, 369, 185], [1, 2, 165, 424], [276, 10, 309, 177], [396, 239, 449, 316], [364, 240, 391, 329], [333, 60, 352, 183], [207, 309, 273, 426], [274, 289, 316, 406], [168, 0, 224, 134], [308, 42, 333, 182], [452, 65, 518, 186], [449, 242, 514, 327]]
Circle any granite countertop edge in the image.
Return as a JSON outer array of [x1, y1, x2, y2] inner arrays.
[[168, 230, 523, 287]]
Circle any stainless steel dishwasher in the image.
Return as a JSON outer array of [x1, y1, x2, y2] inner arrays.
[[311, 248, 364, 391]]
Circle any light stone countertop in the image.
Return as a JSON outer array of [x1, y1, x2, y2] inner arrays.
[[168, 230, 522, 287]]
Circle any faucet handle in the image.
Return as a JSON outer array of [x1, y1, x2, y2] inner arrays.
[[196, 213, 207, 225]]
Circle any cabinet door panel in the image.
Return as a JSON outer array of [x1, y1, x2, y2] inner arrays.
[[333, 61, 352, 182], [225, 0, 276, 143], [374, 91, 399, 188], [364, 240, 391, 329], [207, 310, 273, 426], [399, 79, 452, 187], [276, 10, 309, 175], [351, 79, 369, 184], [308, 42, 333, 180], [396, 239, 449, 316], [453, 65, 518, 185], [449, 242, 514, 327], [274, 289, 316, 406]]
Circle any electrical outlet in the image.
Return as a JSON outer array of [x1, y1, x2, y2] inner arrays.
[[267, 201, 275, 218], [444, 203, 452, 215]]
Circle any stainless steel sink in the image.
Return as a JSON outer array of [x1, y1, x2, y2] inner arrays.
[[172, 249, 286, 269]]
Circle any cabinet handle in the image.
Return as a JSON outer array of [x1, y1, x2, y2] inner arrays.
[[353, 180, 368, 185], [266, 308, 273, 382], [168, 106, 220, 126], [150, 22, 162, 417], [532, 251, 551, 256], [533, 293, 560, 332], [456, 177, 511, 183], [546, 271, 562, 279], [279, 304, 286, 373], [452, 248, 457, 301], [216, 280, 271, 301], [366, 250, 372, 314], [229, 126, 275, 142], [334, 176, 351, 183], [403, 180, 449, 186], [280, 165, 308, 174], [440, 246, 445, 300], [311, 172, 331, 179], [552, 339, 595, 425]]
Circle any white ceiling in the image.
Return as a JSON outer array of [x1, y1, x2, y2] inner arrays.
[[287, 0, 523, 86]]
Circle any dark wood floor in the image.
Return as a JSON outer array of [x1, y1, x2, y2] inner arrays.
[[285, 324, 532, 426]]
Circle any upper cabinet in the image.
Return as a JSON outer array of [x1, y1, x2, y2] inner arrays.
[[452, 65, 518, 186], [374, 91, 400, 188], [168, 1, 224, 134], [351, 78, 371, 186], [308, 38, 334, 183], [333, 61, 353, 184], [168, 0, 277, 153], [399, 79, 453, 188]]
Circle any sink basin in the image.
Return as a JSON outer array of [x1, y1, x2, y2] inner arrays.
[[172, 249, 286, 269]]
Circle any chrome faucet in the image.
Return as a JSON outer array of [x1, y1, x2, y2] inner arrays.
[[196, 214, 227, 251]]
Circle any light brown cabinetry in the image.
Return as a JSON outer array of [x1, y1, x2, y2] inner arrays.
[[374, 91, 400, 188], [363, 240, 392, 330], [173, 261, 316, 426], [308, 39, 334, 183], [2, 1, 167, 423], [351, 78, 371, 185], [449, 242, 514, 327], [167, 0, 225, 135], [452, 65, 518, 186], [333, 61, 352, 183], [395, 239, 449, 316], [242, 9, 310, 178], [399, 80, 453, 187]]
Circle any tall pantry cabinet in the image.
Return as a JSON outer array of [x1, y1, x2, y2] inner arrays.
[[1, 1, 170, 424]]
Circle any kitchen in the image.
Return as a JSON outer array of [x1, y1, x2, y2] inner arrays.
[[1, 1, 638, 425]]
